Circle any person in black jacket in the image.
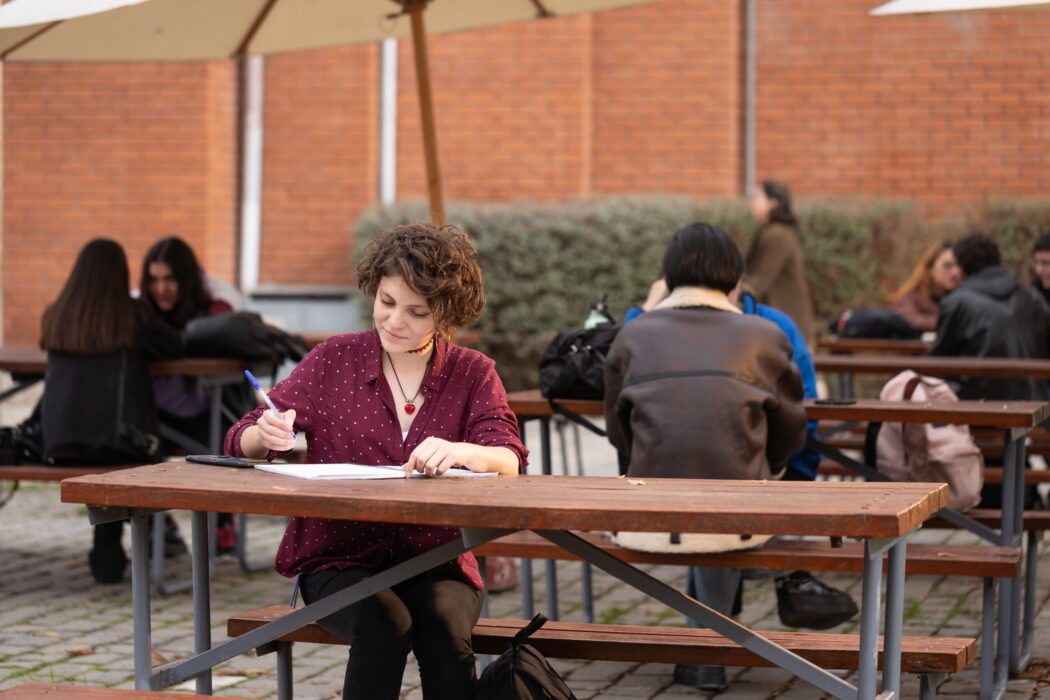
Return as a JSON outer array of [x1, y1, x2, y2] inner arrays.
[[929, 233, 1050, 509], [929, 233, 1050, 400], [41, 238, 183, 583]]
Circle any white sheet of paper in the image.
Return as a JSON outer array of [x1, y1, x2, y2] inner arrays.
[[254, 463, 497, 480]]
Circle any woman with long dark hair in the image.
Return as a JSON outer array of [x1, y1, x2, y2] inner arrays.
[[140, 236, 238, 551], [742, 180, 816, 343], [41, 238, 182, 583]]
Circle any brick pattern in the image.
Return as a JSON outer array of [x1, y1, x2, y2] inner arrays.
[[2, 62, 236, 346], [4, 1, 1050, 345], [591, 0, 742, 197], [258, 45, 378, 286], [755, 0, 1050, 209]]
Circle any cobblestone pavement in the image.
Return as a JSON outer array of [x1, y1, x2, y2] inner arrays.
[[2, 418, 1050, 698]]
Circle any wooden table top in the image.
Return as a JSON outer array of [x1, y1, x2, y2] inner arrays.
[[813, 353, 1050, 379], [507, 389, 1050, 428], [60, 462, 947, 538], [0, 347, 248, 377], [816, 337, 930, 355]]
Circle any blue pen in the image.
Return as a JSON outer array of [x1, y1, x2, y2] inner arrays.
[[244, 369, 296, 439]]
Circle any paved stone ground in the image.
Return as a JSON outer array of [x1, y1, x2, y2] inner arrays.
[[3, 400, 1050, 698]]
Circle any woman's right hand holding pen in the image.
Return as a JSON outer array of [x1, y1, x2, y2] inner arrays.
[[247, 408, 297, 454]]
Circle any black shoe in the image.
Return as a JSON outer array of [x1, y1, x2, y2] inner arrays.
[[776, 570, 858, 630], [90, 522, 127, 584], [674, 664, 726, 692]]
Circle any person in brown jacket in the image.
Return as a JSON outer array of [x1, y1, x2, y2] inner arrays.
[[604, 222, 808, 692], [742, 180, 816, 344]]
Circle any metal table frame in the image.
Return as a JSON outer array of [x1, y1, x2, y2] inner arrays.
[[88, 504, 915, 700]]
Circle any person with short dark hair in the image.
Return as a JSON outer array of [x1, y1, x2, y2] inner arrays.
[[1030, 232, 1050, 306], [41, 238, 183, 583], [742, 180, 816, 343], [226, 222, 526, 700], [930, 233, 1050, 400], [930, 233, 1050, 510], [604, 222, 808, 692]]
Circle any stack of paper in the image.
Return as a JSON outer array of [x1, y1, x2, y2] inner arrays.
[[254, 463, 497, 480]]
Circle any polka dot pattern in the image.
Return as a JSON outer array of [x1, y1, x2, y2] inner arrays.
[[224, 329, 529, 590]]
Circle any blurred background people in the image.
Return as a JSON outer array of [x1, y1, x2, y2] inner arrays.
[[140, 236, 239, 552], [40, 238, 182, 583], [885, 241, 960, 334], [742, 180, 816, 344], [1031, 232, 1050, 307]]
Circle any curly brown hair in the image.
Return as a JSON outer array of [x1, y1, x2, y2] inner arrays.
[[357, 222, 485, 333]]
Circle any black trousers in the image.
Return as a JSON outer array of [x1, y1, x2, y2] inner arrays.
[[301, 567, 482, 700]]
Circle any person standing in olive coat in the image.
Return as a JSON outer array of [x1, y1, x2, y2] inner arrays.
[[742, 180, 816, 344]]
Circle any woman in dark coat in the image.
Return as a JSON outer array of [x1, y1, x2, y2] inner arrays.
[[41, 239, 182, 583]]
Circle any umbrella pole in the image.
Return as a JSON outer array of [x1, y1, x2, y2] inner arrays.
[[408, 2, 445, 225]]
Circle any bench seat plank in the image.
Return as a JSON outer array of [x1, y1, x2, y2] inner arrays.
[[816, 461, 1050, 485], [227, 605, 974, 674], [0, 683, 254, 699], [472, 531, 1020, 578]]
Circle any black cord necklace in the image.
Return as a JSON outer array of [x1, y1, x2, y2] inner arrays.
[[385, 346, 432, 414]]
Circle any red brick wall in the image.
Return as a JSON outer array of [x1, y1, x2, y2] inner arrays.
[[258, 45, 378, 286], [592, 0, 742, 196], [3, 62, 236, 346], [755, 0, 1050, 209], [396, 14, 594, 202]]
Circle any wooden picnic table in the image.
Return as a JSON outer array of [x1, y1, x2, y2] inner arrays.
[[0, 346, 263, 454], [506, 387, 1047, 679], [61, 461, 946, 700], [817, 337, 930, 355], [813, 353, 1050, 380]]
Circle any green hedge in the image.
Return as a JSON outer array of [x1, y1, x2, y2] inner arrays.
[[354, 196, 1050, 390]]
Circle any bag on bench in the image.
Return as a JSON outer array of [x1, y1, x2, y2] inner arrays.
[[475, 614, 577, 700], [867, 370, 984, 511]]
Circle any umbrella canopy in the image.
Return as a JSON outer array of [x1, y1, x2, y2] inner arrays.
[[0, 0, 659, 223], [871, 0, 1050, 15]]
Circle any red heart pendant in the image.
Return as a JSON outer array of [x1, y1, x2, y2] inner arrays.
[[404, 404, 416, 415]]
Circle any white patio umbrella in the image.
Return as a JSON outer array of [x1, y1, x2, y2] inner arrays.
[[0, 0, 660, 224], [872, 0, 1050, 16]]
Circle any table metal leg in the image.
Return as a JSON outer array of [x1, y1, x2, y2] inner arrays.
[[151, 527, 511, 688], [882, 537, 907, 697], [536, 529, 866, 699], [130, 511, 153, 690], [539, 417, 558, 620], [857, 538, 888, 699], [192, 511, 213, 695], [517, 415, 535, 619], [979, 576, 1004, 700]]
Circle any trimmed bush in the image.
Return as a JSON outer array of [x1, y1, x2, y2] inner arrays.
[[353, 196, 1050, 390]]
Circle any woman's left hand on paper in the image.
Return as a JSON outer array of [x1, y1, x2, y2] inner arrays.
[[403, 437, 476, 477]]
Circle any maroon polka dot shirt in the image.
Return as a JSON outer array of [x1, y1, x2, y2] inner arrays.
[[225, 329, 528, 590]]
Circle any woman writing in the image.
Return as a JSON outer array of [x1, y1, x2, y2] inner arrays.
[[742, 180, 816, 344], [41, 238, 182, 583], [885, 241, 960, 334], [225, 222, 526, 699]]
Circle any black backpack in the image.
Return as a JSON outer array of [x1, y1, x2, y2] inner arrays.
[[475, 614, 577, 700], [538, 323, 619, 400]]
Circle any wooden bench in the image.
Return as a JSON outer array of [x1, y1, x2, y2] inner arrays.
[[227, 605, 974, 698], [817, 460, 1050, 485], [0, 684, 255, 699]]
